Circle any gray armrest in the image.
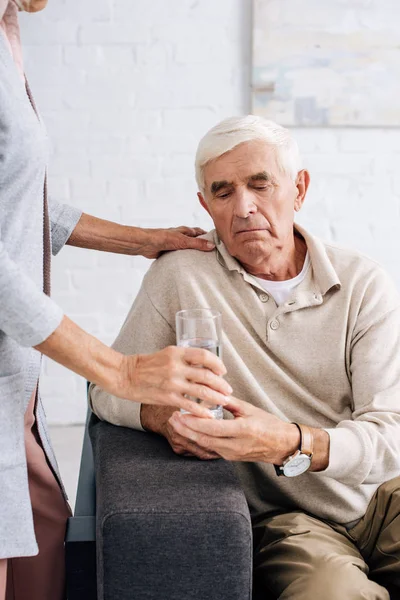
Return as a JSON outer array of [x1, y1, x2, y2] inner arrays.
[[65, 405, 97, 600], [66, 406, 96, 542], [90, 414, 252, 600]]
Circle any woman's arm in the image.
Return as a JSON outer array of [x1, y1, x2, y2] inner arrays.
[[35, 314, 231, 417], [67, 213, 215, 259]]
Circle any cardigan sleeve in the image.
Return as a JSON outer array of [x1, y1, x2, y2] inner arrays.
[[0, 233, 63, 347], [48, 197, 82, 256], [0, 196, 78, 345]]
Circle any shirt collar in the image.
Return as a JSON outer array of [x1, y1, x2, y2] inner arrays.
[[210, 224, 341, 296]]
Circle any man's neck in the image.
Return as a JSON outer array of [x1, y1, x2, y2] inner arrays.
[[241, 234, 307, 282]]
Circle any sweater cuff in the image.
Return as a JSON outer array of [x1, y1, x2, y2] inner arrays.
[[320, 425, 370, 486], [108, 397, 145, 431], [89, 383, 145, 432], [49, 201, 82, 256]]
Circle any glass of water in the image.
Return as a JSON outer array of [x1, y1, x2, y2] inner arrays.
[[176, 308, 223, 419]]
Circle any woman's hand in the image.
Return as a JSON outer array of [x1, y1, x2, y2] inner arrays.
[[139, 226, 215, 258], [117, 345, 232, 418]]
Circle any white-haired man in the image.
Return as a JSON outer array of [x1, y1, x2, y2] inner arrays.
[[90, 116, 400, 599]]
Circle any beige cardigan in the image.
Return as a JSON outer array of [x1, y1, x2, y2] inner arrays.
[[90, 225, 400, 525]]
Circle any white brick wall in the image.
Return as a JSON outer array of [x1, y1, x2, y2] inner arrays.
[[19, 1, 400, 424]]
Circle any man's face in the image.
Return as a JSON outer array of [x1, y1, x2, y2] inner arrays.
[[198, 140, 309, 269]]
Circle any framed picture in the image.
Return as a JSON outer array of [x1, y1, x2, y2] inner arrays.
[[252, 0, 400, 126]]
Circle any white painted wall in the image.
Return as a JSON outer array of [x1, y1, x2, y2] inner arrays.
[[20, 1, 400, 424]]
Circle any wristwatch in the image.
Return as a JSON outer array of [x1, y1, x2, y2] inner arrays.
[[274, 423, 313, 477]]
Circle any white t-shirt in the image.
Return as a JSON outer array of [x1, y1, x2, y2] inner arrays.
[[253, 252, 311, 305]]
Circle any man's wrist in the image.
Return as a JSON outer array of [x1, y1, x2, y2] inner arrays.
[[140, 404, 153, 432], [274, 423, 301, 465], [273, 423, 330, 472], [140, 404, 173, 435], [309, 428, 330, 472]]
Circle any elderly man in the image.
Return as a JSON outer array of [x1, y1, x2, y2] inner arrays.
[[90, 116, 400, 599]]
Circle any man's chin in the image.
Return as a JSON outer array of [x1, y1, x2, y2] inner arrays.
[[232, 239, 273, 262], [240, 239, 269, 251], [217, 230, 272, 257]]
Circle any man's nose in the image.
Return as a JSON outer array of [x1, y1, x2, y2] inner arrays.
[[233, 188, 257, 219]]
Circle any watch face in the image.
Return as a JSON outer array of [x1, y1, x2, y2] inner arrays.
[[283, 454, 311, 477]]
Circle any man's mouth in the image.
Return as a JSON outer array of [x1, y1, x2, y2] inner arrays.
[[235, 228, 268, 234]]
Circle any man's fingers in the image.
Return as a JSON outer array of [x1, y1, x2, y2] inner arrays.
[[173, 412, 240, 437], [180, 445, 219, 460], [183, 347, 227, 377], [170, 414, 219, 448], [181, 450, 219, 460], [168, 422, 220, 459], [220, 396, 249, 417], [147, 389, 215, 417], [175, 398, 215, 418], [167, 422, 220, 459]]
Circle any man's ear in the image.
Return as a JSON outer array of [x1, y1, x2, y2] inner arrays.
[[294, 170, 310, 212], [198, 192, 211, 216]]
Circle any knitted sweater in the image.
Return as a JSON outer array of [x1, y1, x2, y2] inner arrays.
[[91, 225, 400, 525]]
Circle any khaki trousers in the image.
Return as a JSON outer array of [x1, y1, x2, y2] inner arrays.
[[0, 389, 71, 600], [253, 476, 400, 600]]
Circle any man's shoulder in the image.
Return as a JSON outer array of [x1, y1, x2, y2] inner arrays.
[[324, 240, 388, 279], [143, 230, 220, 290], [322, 240, 399, 306], [324, 240, 379, 270], [299, 224, 388, 284]]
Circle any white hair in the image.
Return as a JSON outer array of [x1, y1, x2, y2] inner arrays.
[[195, 115, 302, 192]]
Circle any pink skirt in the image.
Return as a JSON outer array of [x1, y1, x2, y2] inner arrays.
[[0, 387, 71, 600]]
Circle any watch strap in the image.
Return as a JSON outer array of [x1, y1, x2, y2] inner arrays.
[[274, 423, 313, 476], [293, 423, 313, 457]]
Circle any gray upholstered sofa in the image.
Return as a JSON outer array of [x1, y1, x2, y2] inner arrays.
[[66, 410, 253, 600]]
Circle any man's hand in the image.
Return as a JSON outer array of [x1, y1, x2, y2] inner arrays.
[[169, 396, 300, 464], [169, 396, 330, 470], [141, 405, 220, 460]]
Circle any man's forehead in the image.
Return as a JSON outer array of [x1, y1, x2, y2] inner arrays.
[[203, 140, 278, 189]]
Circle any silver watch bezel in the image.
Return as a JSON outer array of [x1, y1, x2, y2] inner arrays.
[[282, 450, 312, 477]]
